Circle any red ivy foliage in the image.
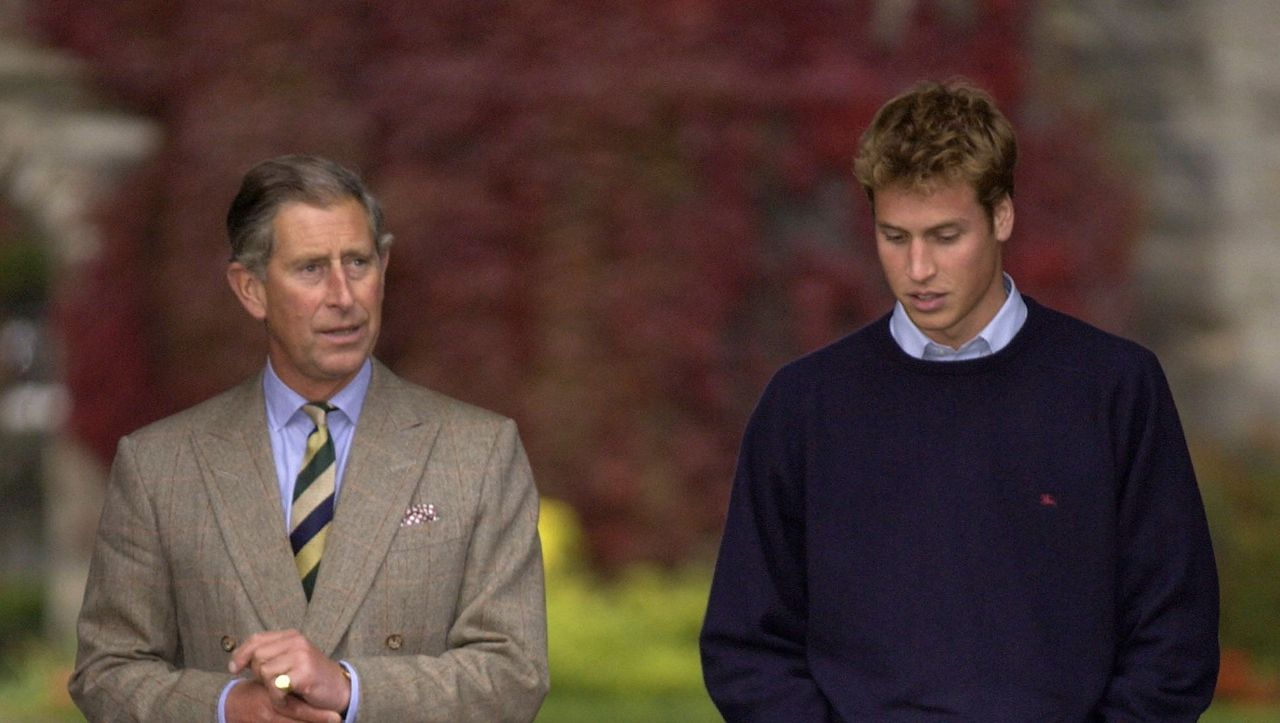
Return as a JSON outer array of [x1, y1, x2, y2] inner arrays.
[[34, 0, 1136, 568]]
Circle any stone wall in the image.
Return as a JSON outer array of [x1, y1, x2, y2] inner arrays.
[[0, 15, 158, 639], [1031, 0, 1280, 440], [1204, 3, 1280, 438]]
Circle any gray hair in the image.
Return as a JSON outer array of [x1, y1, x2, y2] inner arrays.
[[226, 154, 392, 275]]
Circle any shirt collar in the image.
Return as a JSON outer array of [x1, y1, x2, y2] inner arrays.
[[889, 274, 1027, 361], [263, 358, 373, 431]]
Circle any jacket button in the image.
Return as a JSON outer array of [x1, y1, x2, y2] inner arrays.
[[385, 634, 403, 650], [220, 635, 237, 652]]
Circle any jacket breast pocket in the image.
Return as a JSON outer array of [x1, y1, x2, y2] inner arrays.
[[388, 514, 465, 551]]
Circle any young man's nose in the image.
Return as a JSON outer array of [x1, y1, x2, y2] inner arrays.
[[907, 241, 935, 282]]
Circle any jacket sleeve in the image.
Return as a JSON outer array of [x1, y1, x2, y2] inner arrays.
[[700, 375, 836, 722], [69, 435, 230, 722], [345, 419, 549, 722], [1095, 352, 1219, 720]]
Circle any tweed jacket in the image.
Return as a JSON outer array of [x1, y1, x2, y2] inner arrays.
[[69, 360, 548, 722]]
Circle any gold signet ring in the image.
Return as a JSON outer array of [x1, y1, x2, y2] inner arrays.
[[273, 673, 292, 693]]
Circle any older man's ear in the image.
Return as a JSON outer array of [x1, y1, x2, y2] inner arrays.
[[227, 262, 267, 321]]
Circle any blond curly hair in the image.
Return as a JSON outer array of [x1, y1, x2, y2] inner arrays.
[[853, 79, 1016, 217]]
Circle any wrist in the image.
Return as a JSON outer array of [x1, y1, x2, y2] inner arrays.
[[338, 664, 352, 717]]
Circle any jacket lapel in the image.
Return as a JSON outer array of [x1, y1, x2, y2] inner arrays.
[[302, 362, 441, 654], [192, 375, 309, 630]]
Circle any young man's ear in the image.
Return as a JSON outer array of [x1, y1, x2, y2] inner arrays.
[[993, 195, 1015, 243], [227, 262, 267, 321]]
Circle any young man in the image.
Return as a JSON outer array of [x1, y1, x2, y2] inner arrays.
[[700, 81, 1219, 721], [70, 155, 548, 722]]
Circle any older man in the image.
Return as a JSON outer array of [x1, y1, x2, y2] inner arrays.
[[70, 155, 548, 722]]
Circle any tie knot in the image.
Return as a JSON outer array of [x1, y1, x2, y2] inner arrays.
[[302, 401, 336, 429]]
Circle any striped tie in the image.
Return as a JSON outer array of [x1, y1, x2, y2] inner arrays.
[[291, 402, 337, 601]]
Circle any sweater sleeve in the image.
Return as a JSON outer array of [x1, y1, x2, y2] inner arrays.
[[1095, 351, 1219, 721], [700, 373, 837, 722]]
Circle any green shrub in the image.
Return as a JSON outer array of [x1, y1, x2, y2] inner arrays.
[[0, 235, 50, 307], [1196, 441, 1280, 668], [0, 578, 44, 665], [538, 498, 720, 720], [0, 641, 82, 723]]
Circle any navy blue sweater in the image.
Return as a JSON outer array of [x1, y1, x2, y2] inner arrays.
[[701, 298, 1219, 722]]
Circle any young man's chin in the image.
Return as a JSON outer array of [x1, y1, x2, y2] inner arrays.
[[906, 311, 955, 336]]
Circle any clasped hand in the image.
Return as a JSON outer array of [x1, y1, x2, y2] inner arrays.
[[225, 629, 351, 723]]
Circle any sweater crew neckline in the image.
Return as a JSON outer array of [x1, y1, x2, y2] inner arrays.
[[872, 296, 1048, 375]]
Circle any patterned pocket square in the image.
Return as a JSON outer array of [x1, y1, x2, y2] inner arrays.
[[401, 503, 440, 527]]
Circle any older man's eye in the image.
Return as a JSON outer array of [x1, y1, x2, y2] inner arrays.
[[294, 262, 325, 279]]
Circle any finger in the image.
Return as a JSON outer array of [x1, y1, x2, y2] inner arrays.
[[256, 638, 321, 690], [256, 647, 302, 685], [259, 646, 318, 703], [238, 633, 311, 684], [265, 656, 314, 707], [279, 696, 343, 723], [265, 671, 295, 706], [225, 680, 329, 723], [230, 629, 299, 673]]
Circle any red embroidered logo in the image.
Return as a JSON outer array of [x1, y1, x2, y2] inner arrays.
[[1038, 493, 1058, 507]]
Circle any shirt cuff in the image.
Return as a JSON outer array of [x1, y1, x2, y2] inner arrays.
[[216, 678, 241, 723], [216, 666, 356, 722], [339, 660, 361, 723]]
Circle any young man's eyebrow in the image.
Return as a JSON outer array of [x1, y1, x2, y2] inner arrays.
[[875, 219, 965, 233]]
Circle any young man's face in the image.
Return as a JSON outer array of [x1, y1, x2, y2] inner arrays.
[[873, 182, 1013, 349], [228, 198, 387, 400]]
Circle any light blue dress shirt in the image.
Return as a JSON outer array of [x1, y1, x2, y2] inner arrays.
[[889, 273, 1027, 361], [264, 358, 370, 528], [216, 359, 371, 722]]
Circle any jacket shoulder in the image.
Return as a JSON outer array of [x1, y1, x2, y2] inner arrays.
[[122, 378, 258, 446], [373, 365, 515, 431]]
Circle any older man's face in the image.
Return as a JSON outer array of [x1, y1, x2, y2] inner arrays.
[[229, 198, 387, 400]]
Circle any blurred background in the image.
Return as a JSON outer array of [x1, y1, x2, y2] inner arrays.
[[0, 1, 1277, 720]]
